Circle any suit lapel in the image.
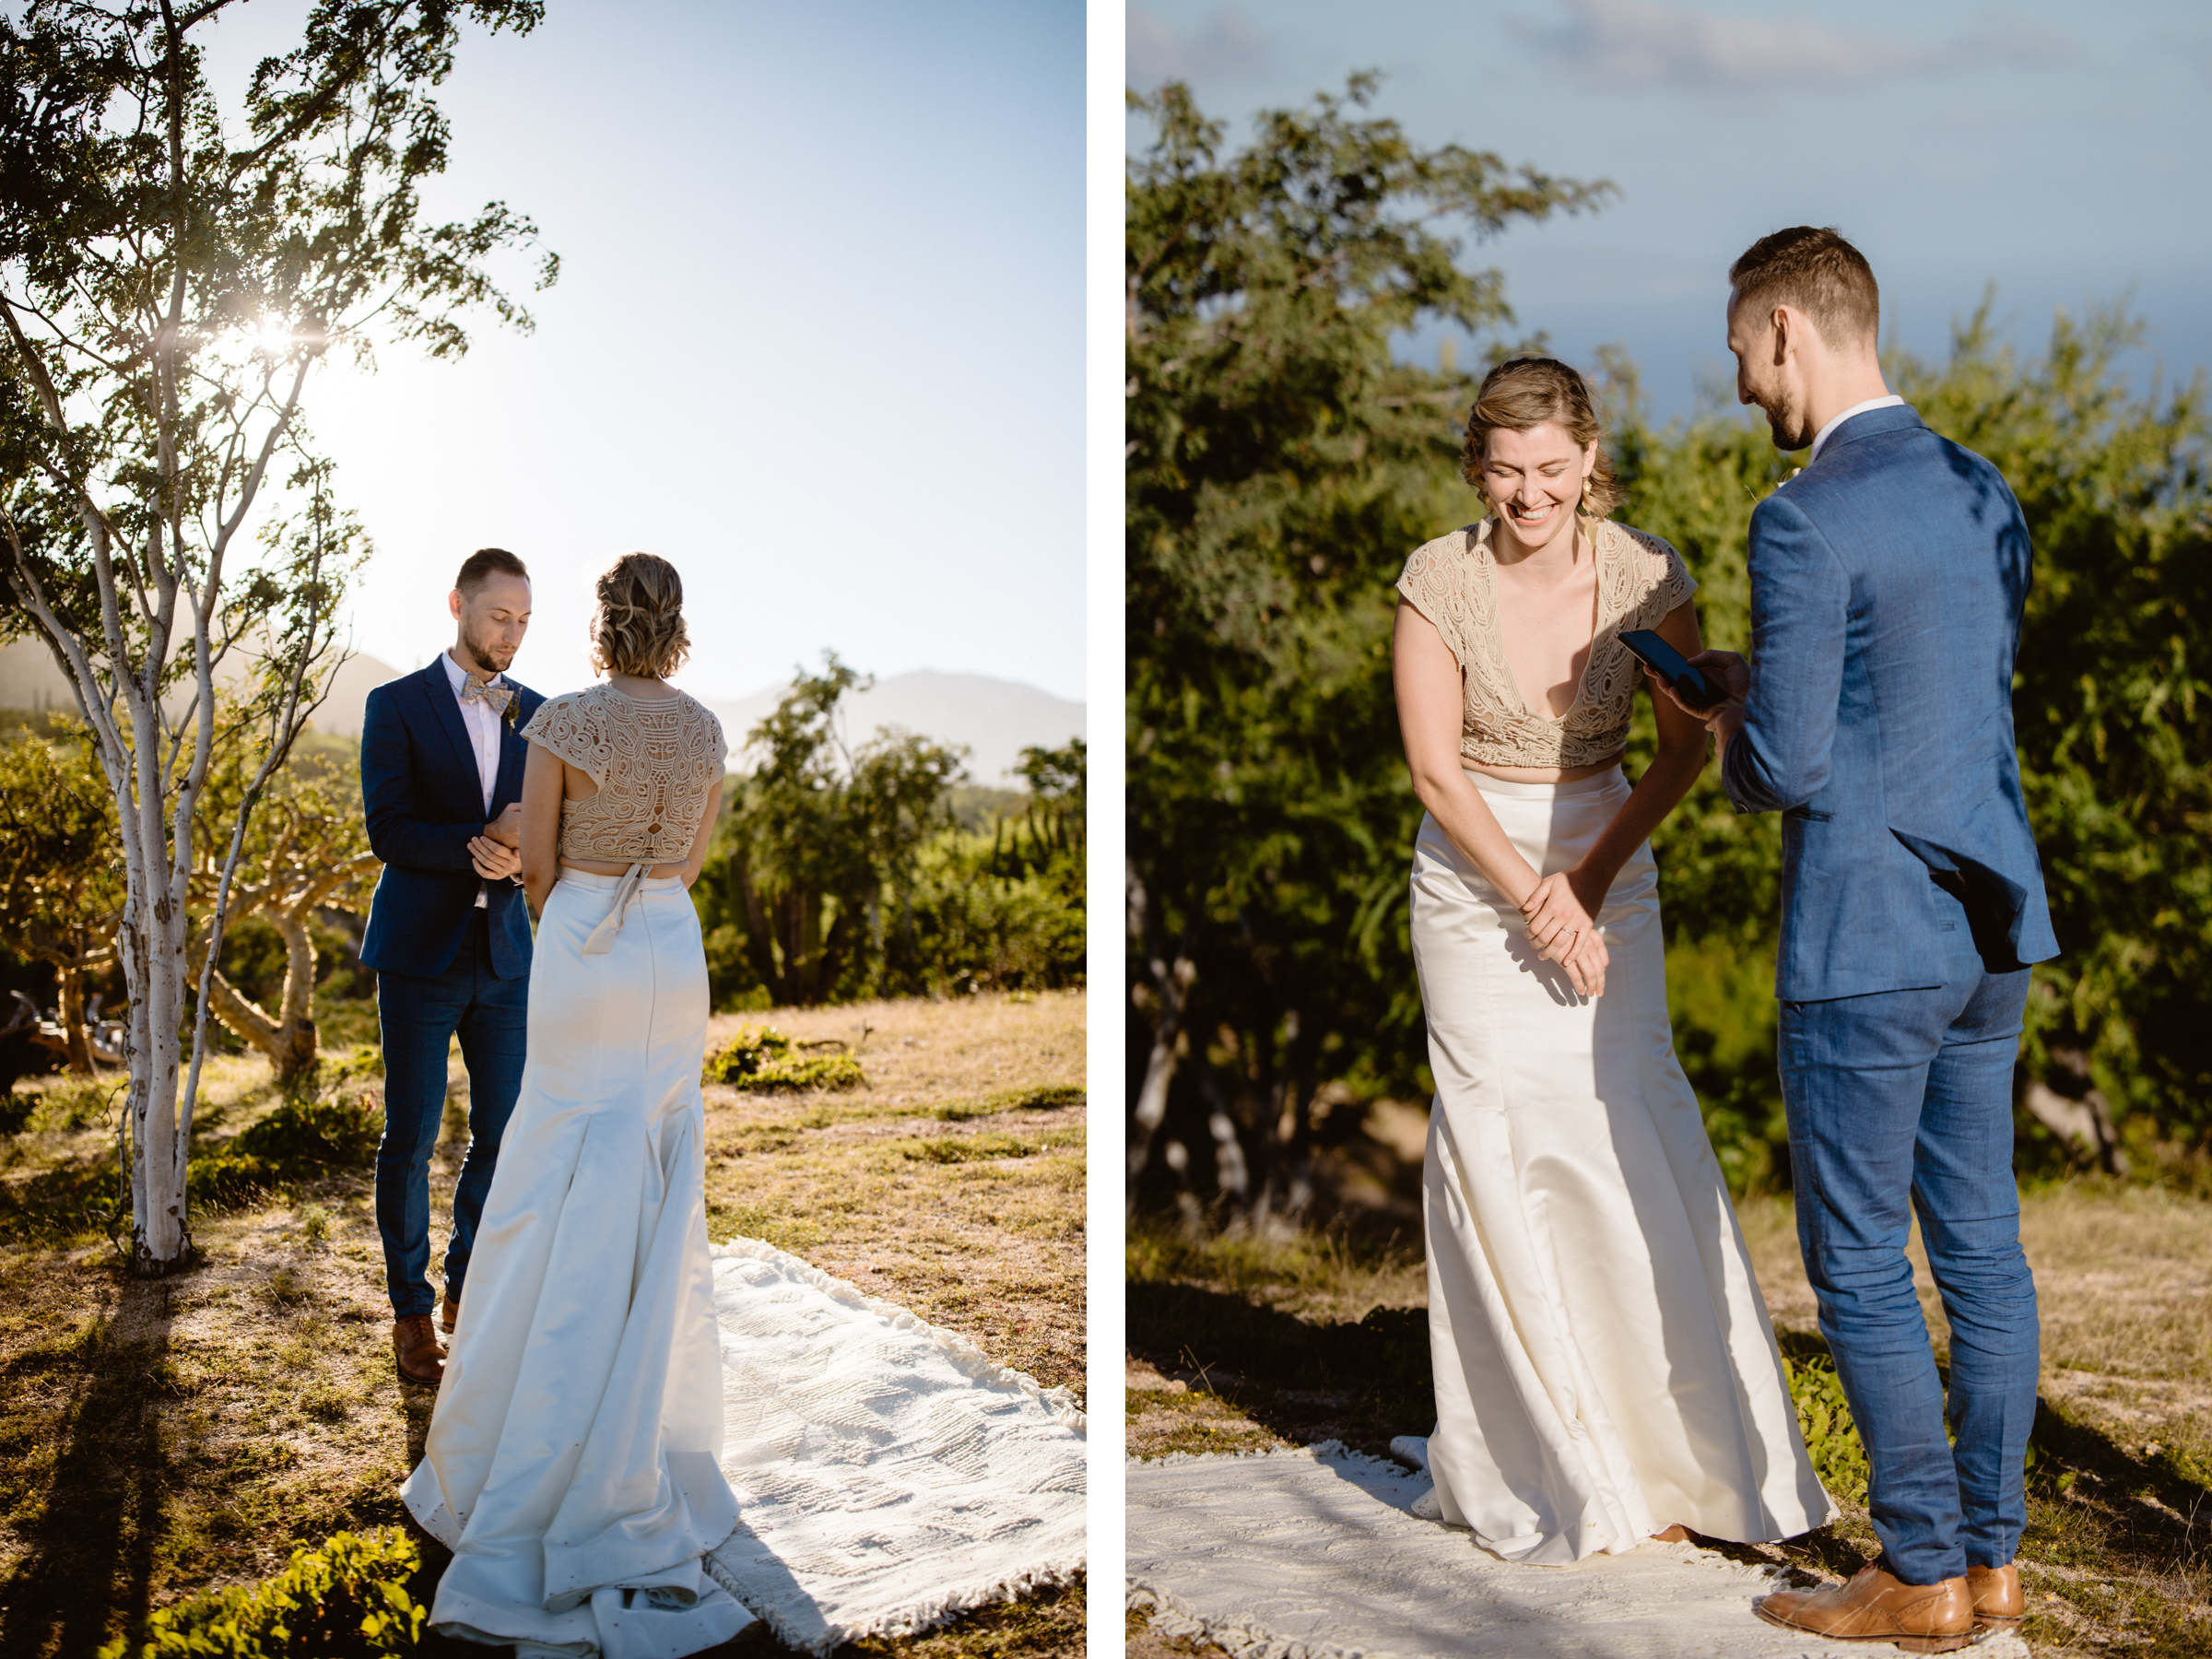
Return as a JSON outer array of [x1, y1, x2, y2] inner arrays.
[[491, 694, 528, 811], [418, 658, 480, 803]]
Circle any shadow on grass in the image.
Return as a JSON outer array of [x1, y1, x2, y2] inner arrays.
[[0, 1273, 177, 1659], [1127, 1279, 1430, 1459], [0, 1151, 123, 1253]]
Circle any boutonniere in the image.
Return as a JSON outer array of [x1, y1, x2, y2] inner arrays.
[[500, 695, 521, 729]]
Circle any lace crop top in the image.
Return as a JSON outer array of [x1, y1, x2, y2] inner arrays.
[[521, 683, 728, 865], [1395, 517, 1699, 770]]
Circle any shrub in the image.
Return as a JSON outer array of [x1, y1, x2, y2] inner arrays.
[[98, 1526, 424, 1658], [901, 1132, 1037, 1164], [194, 1088, 382, 1210], [701, 1027, 866, 1093], [1782, 1347, 1870, 1507]]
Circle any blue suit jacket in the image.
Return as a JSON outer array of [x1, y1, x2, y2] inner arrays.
[[1721, 404, 2059, 1002], [359, 660, 542, 981]]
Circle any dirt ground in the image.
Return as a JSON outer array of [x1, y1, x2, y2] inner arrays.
[[0, 988, 1085, 1659], [1128, 1114, 2212, 1659]]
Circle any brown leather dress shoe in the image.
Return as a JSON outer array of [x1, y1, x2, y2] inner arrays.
[[393, 1313, 446, 1385], [1753, 1563, 1978, 1653], [441, 1292, 459, 1336], [1968, 1562, 2023, 1629]]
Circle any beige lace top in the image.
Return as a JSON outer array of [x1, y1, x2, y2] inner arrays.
[[1395, 517, 1698, 770], [521, 683, 727, 865]]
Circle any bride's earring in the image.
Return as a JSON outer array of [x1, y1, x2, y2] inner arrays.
[[1581, 475, 1598, 518]]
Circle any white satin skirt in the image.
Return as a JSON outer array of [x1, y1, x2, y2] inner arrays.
[[403, 869, 748, 1657], [1410, 767, 1833, 1565]]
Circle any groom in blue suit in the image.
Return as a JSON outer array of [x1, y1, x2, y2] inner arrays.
[[1666, 229, 2057, 1650], [359, 547, 543, 1385]]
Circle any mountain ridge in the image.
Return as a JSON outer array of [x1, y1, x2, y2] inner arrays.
[[0, 641, 1083, 786]]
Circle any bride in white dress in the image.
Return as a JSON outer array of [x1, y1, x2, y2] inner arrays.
[[402, 552, 749, 1655], [1391, 357, 1832, 1564]]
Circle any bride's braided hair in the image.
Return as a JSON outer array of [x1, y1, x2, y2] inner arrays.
[[1461, 356, 1620, 520], [588, 552, 690, 680]]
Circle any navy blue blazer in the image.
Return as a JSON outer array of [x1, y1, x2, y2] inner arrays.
[[1721, 403, 2059, 1002], [359, 659, 543, 981]]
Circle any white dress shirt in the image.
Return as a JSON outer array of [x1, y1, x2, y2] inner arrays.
[[1808, 394, 1906, 465], [442, 651, 505, 907]]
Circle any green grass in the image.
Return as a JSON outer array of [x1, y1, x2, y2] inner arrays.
[[900, 1129, 1083, 1166], [925, 1086, 1086, 1123]]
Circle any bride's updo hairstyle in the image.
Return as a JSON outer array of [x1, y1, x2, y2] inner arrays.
[[1460, 356, 1620, 520], [589, 552, 690, 680]]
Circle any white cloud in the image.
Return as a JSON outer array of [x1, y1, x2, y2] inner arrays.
[[1128, 5, 1271, 88], [1512, 0, 2074, 91]]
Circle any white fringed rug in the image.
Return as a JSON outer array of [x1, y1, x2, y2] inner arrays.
[[1128, 1443, 2031, 1659], [701, 1239, 1086, 1654]]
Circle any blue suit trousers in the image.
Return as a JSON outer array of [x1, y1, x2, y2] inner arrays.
[[373, 912, 528, 1318], [1780, 969, 2039, 1583]]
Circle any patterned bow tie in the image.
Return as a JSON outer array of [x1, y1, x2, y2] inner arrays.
[[460, 676, 514, 715]]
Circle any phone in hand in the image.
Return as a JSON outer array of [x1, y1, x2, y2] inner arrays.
[[1618, 629, 1727, 712]]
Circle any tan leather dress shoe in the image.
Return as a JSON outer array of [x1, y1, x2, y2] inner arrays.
[[1968, 1562, 2023, 1629], [393, 1313, 447, 1385], [441, 1292, 460, 1336], [1753, 1563, 1978, 1653]]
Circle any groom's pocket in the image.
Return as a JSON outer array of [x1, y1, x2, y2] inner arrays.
[[1783, 805, 1833, 822]]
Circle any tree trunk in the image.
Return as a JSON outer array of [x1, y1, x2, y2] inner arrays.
[[731, 853, 783, 1002], [1126, 861, 1194, 1199], [196, 966, 318, 1085], [270, 907, 321, 1084], [57, 967, 94, 1077], [783, 888, 825, 1006], [2020, 1050, 2128, 1176], [1128, 953, 1193, 1192], [186, 908, 321, 1086], [124, 870, 193, 1275]]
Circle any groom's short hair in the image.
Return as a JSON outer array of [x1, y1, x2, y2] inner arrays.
[[455, 547, 530, 595], [1729, 227, 1879, 349]]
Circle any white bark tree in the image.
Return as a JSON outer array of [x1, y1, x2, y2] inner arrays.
[[0, 0, 553, 1272]]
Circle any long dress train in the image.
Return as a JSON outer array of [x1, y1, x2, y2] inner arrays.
[[403, 867, 750, 1656], [1411, 766, 1834, 1565]]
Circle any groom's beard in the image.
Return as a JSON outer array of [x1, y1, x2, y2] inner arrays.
[[1760, 398, 1812, 453], [459, 619, 515, 676]]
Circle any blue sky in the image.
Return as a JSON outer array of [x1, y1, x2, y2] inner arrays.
[[1127, 0, 2212, 423], [199, 1, 1083, 700]]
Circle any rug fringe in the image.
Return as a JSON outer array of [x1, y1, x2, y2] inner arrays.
[[1137, 1439, 1421, 1473], [815, 1559, 1084, 1653], [710, 1235, 1086, 1433], [1129, 1583, 1344, 1659], [703, 1539, 1085, 1655]]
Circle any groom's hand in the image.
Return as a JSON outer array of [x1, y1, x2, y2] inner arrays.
[[1685, 650, 1749, 747], [1687, 649, 1749, 705], [1645, 650, 1748, 743], [484, 803, 523, 847], [469, 836, 522, 881]]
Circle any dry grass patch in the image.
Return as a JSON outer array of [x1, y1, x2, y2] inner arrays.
[[700, 992, 1085, 1396], [1, 988, 1084, 1659], [1125, 1605, 1230, 1659]]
